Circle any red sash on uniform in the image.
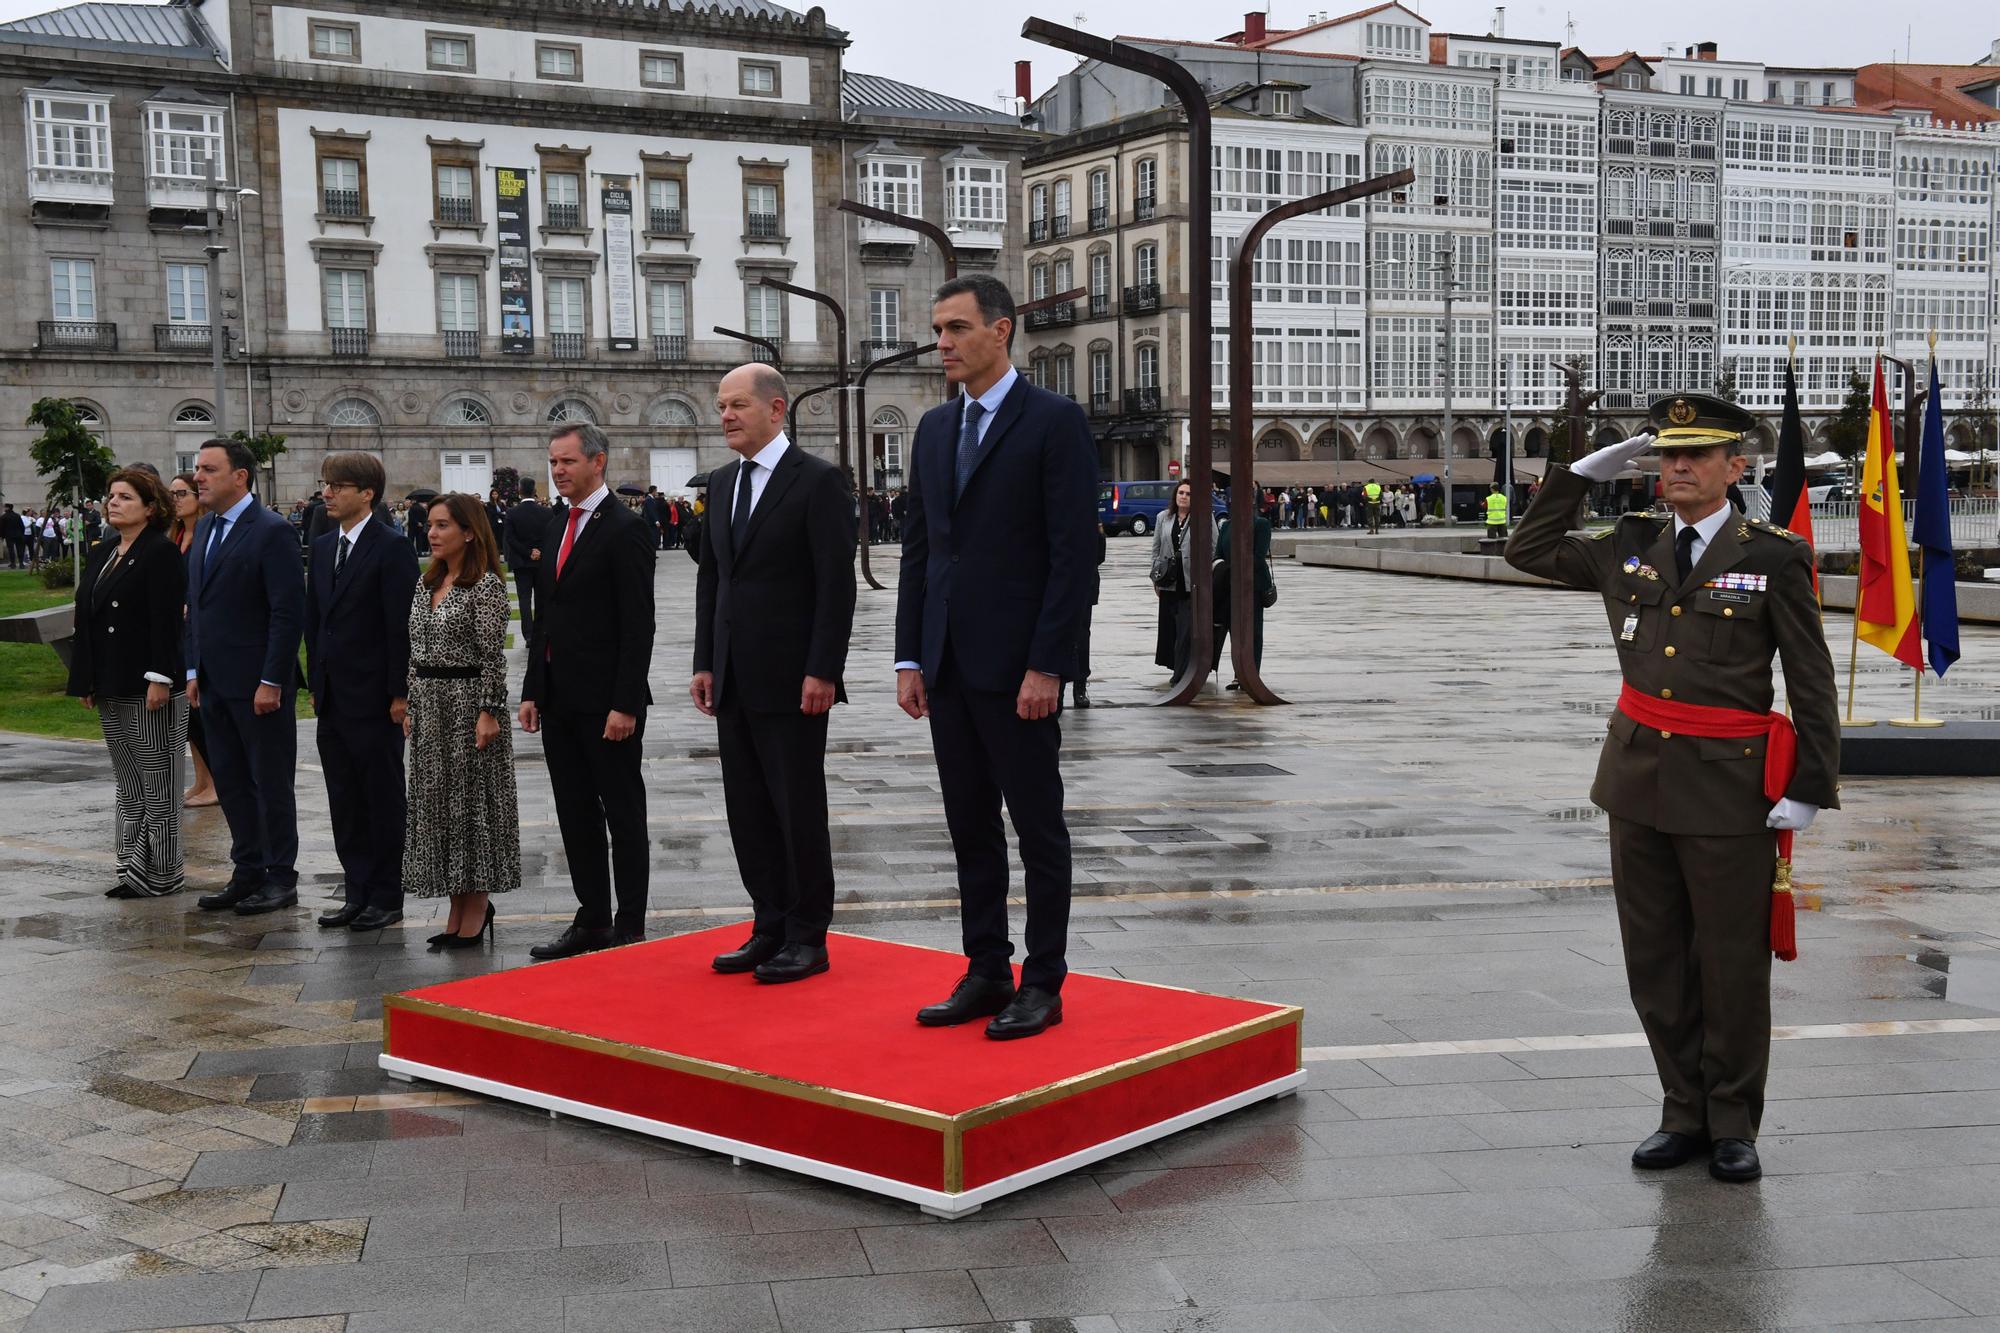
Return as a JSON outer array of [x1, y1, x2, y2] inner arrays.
[[1615, 684, 1800, 962]]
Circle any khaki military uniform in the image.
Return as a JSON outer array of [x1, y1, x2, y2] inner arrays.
[[1506, 464, 1840, 1142]]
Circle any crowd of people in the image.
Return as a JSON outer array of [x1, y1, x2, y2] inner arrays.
[[1256, 481, 1442, 531], [1, 502, 103, 569]]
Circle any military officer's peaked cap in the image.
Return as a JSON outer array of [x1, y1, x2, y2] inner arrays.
[[1645, 392, 1756, 450]]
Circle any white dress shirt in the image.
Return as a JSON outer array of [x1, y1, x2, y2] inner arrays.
[[893, 368, 1022, 675], [1673, 500, 1734, 570], [559, 484, 611, 549], [734, 433, 792, 521], [336, 510, 370, 549]]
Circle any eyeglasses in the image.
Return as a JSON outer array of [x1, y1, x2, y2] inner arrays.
[[321, 481, 359, 494], [169, 489, 193, 499]]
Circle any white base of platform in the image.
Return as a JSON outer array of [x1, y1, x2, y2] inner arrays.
[[378, 1053, 1305, 1218]]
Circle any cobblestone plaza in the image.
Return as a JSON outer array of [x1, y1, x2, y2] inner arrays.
[[0, 545, 1996, 1330]]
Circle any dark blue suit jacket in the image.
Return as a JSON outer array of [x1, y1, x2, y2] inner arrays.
[[304, 518, 420, 719], [894, 375, 1098, 692], [183, 496, 305, 700]]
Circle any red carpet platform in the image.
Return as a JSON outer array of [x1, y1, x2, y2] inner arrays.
[[379, 924, 1304, 1217]]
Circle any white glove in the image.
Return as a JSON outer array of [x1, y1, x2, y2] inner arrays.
[[1570, 430, 1657, 483], [1767, 798, 1818, 832]]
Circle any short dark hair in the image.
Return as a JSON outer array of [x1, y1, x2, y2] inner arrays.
[[322, 450, 385, 505], [106, 467, 170, 530], [200, 437, 257, 482], [933, 275, 1016, 348], [519, 477, 536, 497]]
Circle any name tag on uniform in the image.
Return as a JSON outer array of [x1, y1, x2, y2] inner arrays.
[[1619, 613, 1639, 642], [1709, 590, 1753, 604]]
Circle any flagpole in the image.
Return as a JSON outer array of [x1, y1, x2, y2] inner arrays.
[[1846, 345, 1879, 726], [1891, 331, 1944, 728]]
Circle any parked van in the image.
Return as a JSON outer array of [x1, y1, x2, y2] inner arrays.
[[1098, 479, 1226, 536]]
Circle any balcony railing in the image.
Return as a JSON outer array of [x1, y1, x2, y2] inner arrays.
[[28, 165, 114, 207], [1605, 137, 1635, 156], [1647, 219, 1676, 237], [1051, 214, 1070, 238], [37, 320, 117, 351], [1088, 205, 1108, 232], [1606, 217, 1635, 235], [443, 329, 480, 358], [1046, 301, 1075, 327], [1604, 299, 1634, 317], [1646, 300, 1677, 317], [952, 219, 1005, 248], [550, 332, 586, 360], [1090, 391, 1112, 414], [322, 188, 362, 218], [1123, 282, 1160, 313], [1600, 390, 1638, 409], [329, 327, 369, 356], [1024, 308, 1053, 331], [1123, 386, 1162, 414], [153, 323, 210, 352], [1029, 218, 1048, 242], [545, 201, 581, 229], [1687, 301, 1715, 320], [858, 217, 917, 246], [648, 206, 685, 234], [1649, 140, 1678, 157], [1689, 221, 1716, 240], [860, 338, 916, 361], [1134, 194, 1157, 221], [654, 333, 687, 362], [1690, 143, 1717, 160], [746, 211, 781, 238], [437, 195, 476, 225], [1089, 292, 1110, 319]]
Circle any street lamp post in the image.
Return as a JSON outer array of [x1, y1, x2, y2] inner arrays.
[[1438, 235, 1456, 523], [205, 157, 229, 438], [1023, 17, 1217, 704]]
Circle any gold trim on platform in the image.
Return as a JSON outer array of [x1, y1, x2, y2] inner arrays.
[[382, 993, 955, 1130]]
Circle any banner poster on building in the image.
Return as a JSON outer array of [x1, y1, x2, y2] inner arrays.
[[602, 177, 638, 352], [496, 166, 534, 355]]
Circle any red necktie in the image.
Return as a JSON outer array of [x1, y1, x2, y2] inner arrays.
[[555, 506, 582, 578]]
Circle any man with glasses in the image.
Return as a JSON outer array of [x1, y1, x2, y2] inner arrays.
[[304, 453, 420, 932]]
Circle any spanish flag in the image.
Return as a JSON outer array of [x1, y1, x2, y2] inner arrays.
[[1856, 356, 1922, 670]]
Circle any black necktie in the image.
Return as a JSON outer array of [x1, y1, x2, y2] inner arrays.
[[335, 534, 351, 580], [732, 460, 755, 553], [955, 400, 987, 495], [1675, 525, 1698, 585], [205, 517, 225, 568]]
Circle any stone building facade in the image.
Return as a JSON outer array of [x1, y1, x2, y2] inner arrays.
[[1, 0, 1030, 506]]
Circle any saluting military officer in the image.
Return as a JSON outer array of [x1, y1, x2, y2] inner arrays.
[[1505, 393, 1840, 1184]]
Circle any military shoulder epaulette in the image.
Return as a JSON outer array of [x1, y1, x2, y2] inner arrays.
[[1619, 510, 1657, 521], [1747, 518, 1805, 542]]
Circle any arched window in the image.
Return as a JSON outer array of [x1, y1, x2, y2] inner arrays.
[[870, 407, 905, 480], [325, 397, 381, 427], [647, 398, 698, 427], [440, 398, 490, 425], [172, 403, 213, 426], [546, 398, 598, 424], [71, 401, 104, 426]]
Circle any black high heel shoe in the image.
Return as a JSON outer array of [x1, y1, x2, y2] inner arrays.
[[433, 903, 495, 951]]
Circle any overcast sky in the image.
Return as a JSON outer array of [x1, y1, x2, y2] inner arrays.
[[0, 1, 1992, 108]]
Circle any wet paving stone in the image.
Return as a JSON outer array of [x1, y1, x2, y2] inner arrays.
[[0, 552, 1998, 1329]]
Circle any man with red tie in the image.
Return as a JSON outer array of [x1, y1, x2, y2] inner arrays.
[[519, 421, 657, 959]]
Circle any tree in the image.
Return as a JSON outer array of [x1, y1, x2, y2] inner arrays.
[[229, 427, 288, 469], [491, 466, 521, 504], [26, 397, 115, 508], [1712, 358, 1740, 404], [1823, 370, 1872, 461]]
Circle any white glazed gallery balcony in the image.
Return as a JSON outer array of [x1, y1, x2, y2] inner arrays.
[[29, 163, 112, 207]]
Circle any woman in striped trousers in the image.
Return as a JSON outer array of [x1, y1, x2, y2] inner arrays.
[[67, 469, 189, 897]]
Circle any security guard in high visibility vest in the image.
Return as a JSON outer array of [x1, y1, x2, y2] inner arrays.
[[1484, 484, 1509, 537], [1362, 480, 1383, 534], [1504, 392, 1839, 1185]]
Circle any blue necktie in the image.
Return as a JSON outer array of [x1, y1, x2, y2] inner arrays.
[[205, 517, 226, 569], [954, 400, 987, 496]]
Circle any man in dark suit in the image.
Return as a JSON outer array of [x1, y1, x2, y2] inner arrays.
[[504, 478, 548, 630], [691, 364, 856, 984], [895, 276, 1098, 1039], [184, 438, 306, 916], [304, 452, 421, 932], [520, 422, 657, 959]]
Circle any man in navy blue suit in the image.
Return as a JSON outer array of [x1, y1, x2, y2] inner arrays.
[[895, 276, 1098, 1040], [185, 438, 306, 916], [304, 451, 420, 932]]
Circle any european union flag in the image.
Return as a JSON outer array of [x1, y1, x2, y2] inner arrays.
[[1913, 360, 1960, 677]]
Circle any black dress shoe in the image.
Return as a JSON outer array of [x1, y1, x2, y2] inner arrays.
[[1709, 1138, 1762, 1183], [918, 973, 1017, 1027], [196, 881, 261, 912], [349, 907, 403, 932], [1073, 687, 1091, 709], [713, 934, 784, 974], [529, 925, 614, 961], [754, 943, 829, 984], [318, 904, 365, 929], [611, 928, 645, 948], [233, 885, 298, 916], [987, 986, 1063, 1040], [1631, 1130, 1709, 1170]]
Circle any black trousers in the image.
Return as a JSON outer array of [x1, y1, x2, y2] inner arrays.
[[200, 686, 299, 890], [539, 691, 649, 934], [316, 703, 407, 911], [927, 659, 1071, 992], [716, 695, 834, 946], [512, 566, 537, 637], [1075, 604, 1095, 683]]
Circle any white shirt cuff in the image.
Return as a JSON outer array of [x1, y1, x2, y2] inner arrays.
[[893, 661, 920, 673], [143, 672, 173, 686]]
